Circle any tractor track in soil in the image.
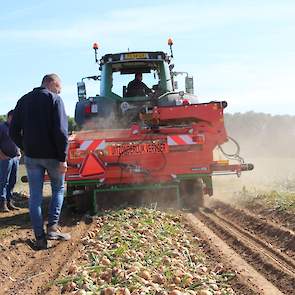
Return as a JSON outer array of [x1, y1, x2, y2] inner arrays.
[[0, 216, 94, 295], [209, 200, 295, 259], [195, 204, 295, 294], [240, 203, 295, 232]]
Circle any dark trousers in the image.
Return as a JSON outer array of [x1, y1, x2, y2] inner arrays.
[[0, 157, 19, 201]]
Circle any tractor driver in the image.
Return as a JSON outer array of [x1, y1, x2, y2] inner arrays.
[[126, 72, 152, 97]]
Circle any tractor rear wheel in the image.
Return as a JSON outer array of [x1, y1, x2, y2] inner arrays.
[[180, 178, 204, 211]]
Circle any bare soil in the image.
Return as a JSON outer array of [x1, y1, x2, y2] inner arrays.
[[0, 193, 93, 295], [238, 202, 295, 232], [1, 191, 294, 294], [198, 200, 295, 294], [209, 200, 295, 259], [184, 214, 283, 295]]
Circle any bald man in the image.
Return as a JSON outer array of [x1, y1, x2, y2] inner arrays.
[[10, 74, 70, 250]]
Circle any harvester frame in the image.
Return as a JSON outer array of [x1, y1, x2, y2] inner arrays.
[[65, 40, 253, 214]]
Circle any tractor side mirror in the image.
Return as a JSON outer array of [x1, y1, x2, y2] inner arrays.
[[185, 76, 194, 94], [77, 81, 86, 100], [173, 81, 178, 90], [123, 86, 127, 97]]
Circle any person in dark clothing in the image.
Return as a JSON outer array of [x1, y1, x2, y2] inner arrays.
[[0, 110, 21, 212], [10, 74, 71, 250], [126, 72, 151, 97]]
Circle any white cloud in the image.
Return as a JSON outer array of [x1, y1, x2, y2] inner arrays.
[[1, 2, 294, 45], [1, 1, 295, 116], [191, 59, 295, 115]]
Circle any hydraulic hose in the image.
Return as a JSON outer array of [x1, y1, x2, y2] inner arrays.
[[218, 136, 244, 163]]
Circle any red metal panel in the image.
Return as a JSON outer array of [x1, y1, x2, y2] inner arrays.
[[65, 102, 240, 184]]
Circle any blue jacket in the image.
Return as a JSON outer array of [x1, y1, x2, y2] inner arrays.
[[9, 87, 68, 162], [0, 122, 19, 158]]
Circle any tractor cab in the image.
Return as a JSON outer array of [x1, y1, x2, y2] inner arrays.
[[100, 51, 172, 100], [75, 40, 197, 127]]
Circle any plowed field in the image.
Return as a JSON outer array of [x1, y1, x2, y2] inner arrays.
[[1, 190, 294, 295]]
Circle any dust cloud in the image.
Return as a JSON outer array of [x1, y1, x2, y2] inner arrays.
[[212, 112, 295, 202], [81, 112, 121, 131], [76, 111, 295, 207]]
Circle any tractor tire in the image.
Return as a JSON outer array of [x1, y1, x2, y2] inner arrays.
[[180, 178, 204, 211], [74, 100, 87, 126]]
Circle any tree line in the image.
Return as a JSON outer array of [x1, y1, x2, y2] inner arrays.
[[0, 115, 78, 133], [224, 112, 295, 158], [1, 112, 294, 158]]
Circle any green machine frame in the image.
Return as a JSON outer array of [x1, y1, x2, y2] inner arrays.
[[66, 174, 212, 215]]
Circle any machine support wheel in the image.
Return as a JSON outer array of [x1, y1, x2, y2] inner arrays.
[[65, 185, 76, 210], [65, 185, 93, 213], [180, 178, 205, 211]]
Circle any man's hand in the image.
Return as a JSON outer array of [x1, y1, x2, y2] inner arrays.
[[59, 161, 67, 174], [0, 150, 9, 160]]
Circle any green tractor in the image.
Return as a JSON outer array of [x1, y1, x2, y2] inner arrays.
[[74, 39, 196, 128]]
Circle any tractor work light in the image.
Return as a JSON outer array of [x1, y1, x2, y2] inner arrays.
[[85, 105, 91, 114], [93, 42, 99, 49], [168, 37, 174, 46]]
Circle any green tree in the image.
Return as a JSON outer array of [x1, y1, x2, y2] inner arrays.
[[0, 114, 6, 123], [224, 112, 295, 158], [68, 116, 77, 133]]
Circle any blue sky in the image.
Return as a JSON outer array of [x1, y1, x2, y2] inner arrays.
[[1, 0, 295, 116]]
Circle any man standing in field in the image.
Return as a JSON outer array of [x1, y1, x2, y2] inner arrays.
[[10, 74, 71, 250], [0, 110, 20, 212]]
